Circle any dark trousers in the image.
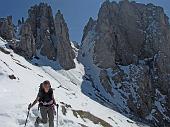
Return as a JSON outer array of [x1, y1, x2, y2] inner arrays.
[[39, 106, 54, 127]]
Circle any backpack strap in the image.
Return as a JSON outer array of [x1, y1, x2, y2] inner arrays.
[[38, 88, 54, 107]]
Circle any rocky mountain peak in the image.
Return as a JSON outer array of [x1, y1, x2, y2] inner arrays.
[[27, 3, 55, 43], [0, 16, 14, 40], [26, 3, 75, 70], [0, 3, 76, 70], [55, 10, 68, 36], [54, 10, 76, 70], [15, 22, 36, 59], [84, 0, 170, 68], [82, 17, 96, 42], [79, 1, 170, 126], [56, 10, 62, 16]]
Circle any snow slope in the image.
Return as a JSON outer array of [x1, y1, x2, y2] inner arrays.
[[0, 37, 149, 127]]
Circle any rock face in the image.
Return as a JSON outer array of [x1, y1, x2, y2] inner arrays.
[[26, 3, 55, 51], [25, 3, 75, 69], [80, 0, 170, 126], [26, 3, 57, 60], [100, 70, 114, 96], [8, 3, 75, 70], [93, 0, 170, 68], [0, 16, 14, 40], [15, 22, 36, 59], [0, 3, 75, 70], [82, 17, 96, 42], [55, 10, 75, 70]]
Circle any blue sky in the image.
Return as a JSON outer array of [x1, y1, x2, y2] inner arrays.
[[0, 0, 170, 42]]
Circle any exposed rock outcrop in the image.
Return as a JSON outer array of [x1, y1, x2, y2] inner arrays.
[[12, 3, 75, 70], [126, 65, 153, 118], [82, 17, 96, 42], [24, 3, 75, 69], [100, 70, 114, 96], [81, 0, 170, 68], [26, 3, 56, 60], [80, 0, 170, 126], [15, 22, 36, 59], [0, 16, 14, 40], [54, 10, 75, 70]]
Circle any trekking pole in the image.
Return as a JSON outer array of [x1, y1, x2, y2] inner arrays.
[[24, 103, 31, 127], [56, 104, 59, 127]]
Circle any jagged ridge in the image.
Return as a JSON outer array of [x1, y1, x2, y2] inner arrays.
[[79, 0, 170, 126]]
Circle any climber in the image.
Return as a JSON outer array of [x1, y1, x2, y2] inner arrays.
[[28, 80, 58, 127]]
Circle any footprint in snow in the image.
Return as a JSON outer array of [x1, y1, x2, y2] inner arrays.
[[32, 108, 39, 116], [0, 113, 11, 118], [17, 119, 26, 125]]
